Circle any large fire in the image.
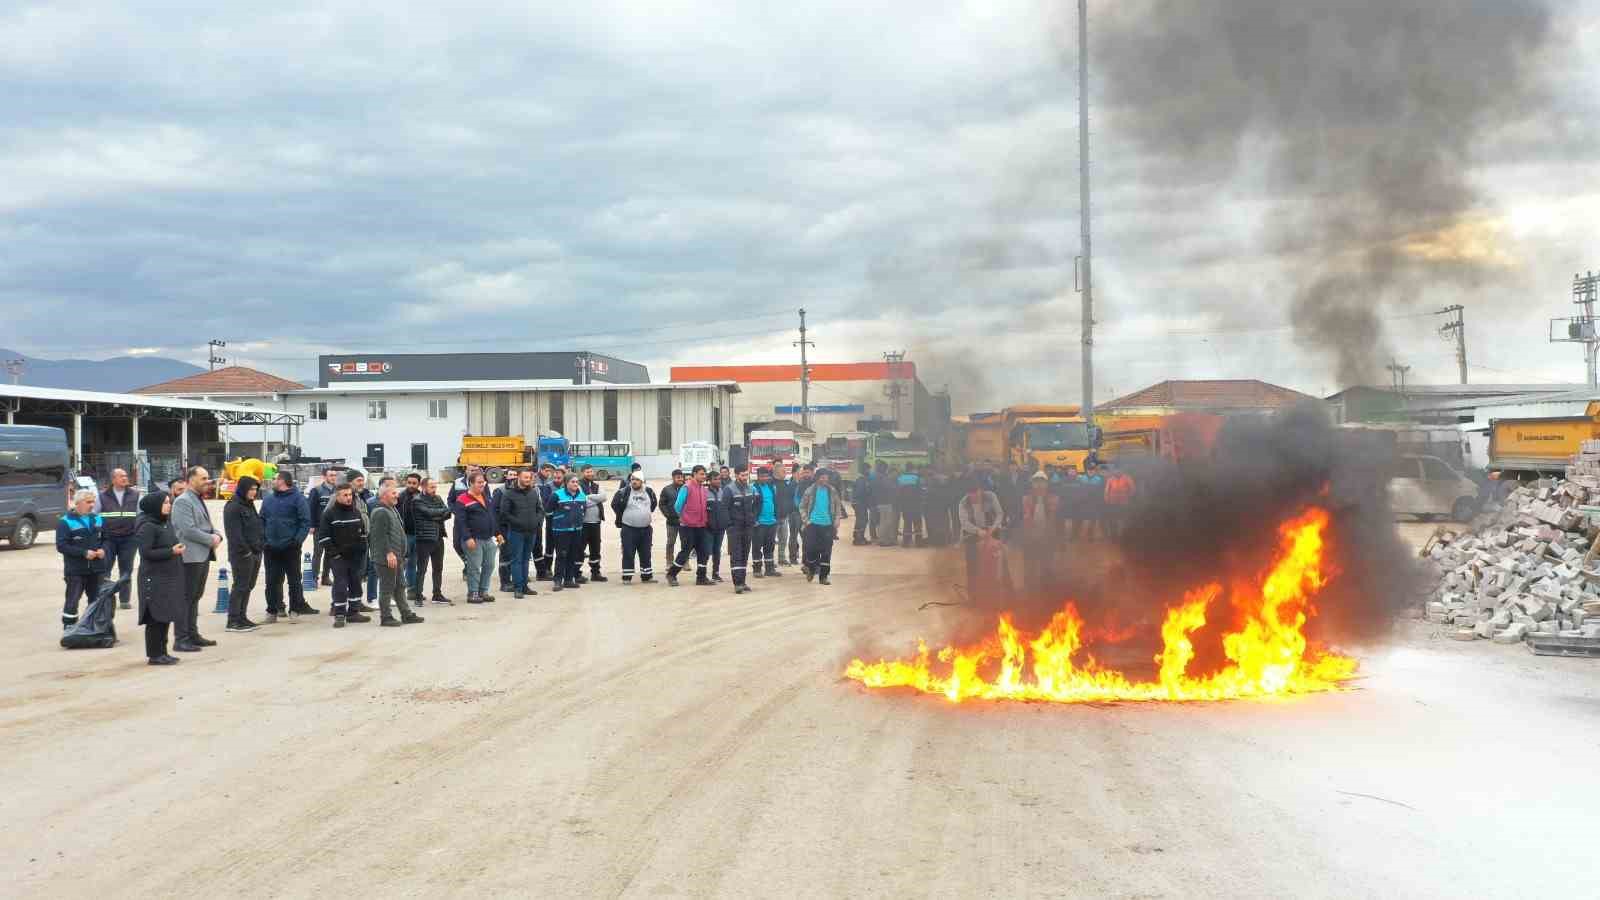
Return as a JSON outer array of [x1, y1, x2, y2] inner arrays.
[[845, 507, 1359, 703]]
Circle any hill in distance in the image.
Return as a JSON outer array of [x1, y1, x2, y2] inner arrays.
[[0, 348, 205, 393]]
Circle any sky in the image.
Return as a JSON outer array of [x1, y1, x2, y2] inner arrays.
[[3, 0, 1599, 411]]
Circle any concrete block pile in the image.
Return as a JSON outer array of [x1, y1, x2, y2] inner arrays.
[[1422, 477, 1600, 649]]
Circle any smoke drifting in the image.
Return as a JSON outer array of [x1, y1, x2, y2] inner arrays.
[[1093, 0, 1556, 386]]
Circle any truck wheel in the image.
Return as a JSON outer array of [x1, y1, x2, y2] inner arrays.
[[1452, 497, 1478, 523], [8, 516, 36, 549]]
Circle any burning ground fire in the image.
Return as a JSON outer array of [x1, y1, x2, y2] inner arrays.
[[845, 507, 1359, 704]]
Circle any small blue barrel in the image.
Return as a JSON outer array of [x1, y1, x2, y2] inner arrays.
[[214, 567, 231, 614]]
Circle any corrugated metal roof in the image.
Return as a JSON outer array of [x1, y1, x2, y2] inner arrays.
[[289, 381, 739, 395], [0, 383, 284, 414]]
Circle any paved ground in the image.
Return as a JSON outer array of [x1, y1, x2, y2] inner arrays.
[[1, 505, 1595, 898]]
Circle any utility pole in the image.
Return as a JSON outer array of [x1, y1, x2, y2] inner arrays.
[[1437, 305, 1467, 385], [4, 358, 23, 385], [1554, 272, 1600, 388], [1076, 0, 1095, 422], [794, 308, 815, 431], [882, 350, 907, 429], [207, 339, 228, 371]]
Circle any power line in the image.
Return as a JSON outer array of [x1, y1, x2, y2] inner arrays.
[[207, 339, 227, 370], [794, 309, 814, 431]]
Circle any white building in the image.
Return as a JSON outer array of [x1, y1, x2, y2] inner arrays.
[[134, 355, 738, 479]]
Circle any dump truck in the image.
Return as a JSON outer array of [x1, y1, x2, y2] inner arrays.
[[457, 436, 532, 483], [956, 405, 1098, 470], [1098, 413, 1225, 466], [1487, 402, 1600, 480]]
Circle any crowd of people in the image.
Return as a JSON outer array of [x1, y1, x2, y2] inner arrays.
[[52, 455, 1133, 666], [52, 459, 856, 665]]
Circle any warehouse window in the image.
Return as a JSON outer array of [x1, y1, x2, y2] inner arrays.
[[712, 404, 721, 447], [603, 390, 618, 441], [367, 400, 387, 420], [307, 401, 328, 421], [428, 398, 449, 419], [657, 391, 672, 451], [550, 392, 564, 436]]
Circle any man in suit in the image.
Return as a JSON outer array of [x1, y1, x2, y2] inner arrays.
[[170, 466, 224, 651]]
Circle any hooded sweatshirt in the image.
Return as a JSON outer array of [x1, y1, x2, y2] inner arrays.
[[223, 476, 266, 556]]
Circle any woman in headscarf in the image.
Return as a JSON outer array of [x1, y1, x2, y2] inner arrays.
[[136, 491, 187, 665]]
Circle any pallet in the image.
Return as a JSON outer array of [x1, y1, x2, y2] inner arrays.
[[1526, 635, 1600, 658]]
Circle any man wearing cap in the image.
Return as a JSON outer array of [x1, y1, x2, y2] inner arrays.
[[612, 472, 657, 582]]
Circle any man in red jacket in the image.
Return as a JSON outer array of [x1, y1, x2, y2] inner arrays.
[[666, 465, 713, 587]]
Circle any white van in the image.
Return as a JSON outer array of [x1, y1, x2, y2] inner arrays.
[[1388, 454, 1481, 522], [678, 441, 721, 472]]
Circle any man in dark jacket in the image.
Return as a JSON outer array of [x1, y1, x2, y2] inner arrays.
[[704, 469, 727, 582], [399, 471, 421, 596], [408, 477, 451, 604], [659, 469, 686, 566], [611, 473, 656, 583], [319, 484, 371, 627], [534, 463, 557, 581], [307, 467, 339, 586], [222, 475, 266, 632], [721, 465, 761, 594], [56, 489, 108, 630], [784, 464, 814, 566], [261, 470, 315, 620], [850, 462, 873, 546], [96, 467, 140, 609], [752, 466, 784, 578], [496, 469, 544, 598], [368, 482, 422, 627]]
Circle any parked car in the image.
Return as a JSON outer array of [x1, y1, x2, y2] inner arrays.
[[0, 425, 71, 548], [1388, 454, 1481, 522]]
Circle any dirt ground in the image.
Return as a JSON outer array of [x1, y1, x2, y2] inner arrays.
[[2, 507, 1596, 898]]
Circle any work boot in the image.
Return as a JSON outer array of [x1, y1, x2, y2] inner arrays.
[[148, 655, 179, 666], [621, 576, 632, 583], [552, 581, 565, 592], [514, 591, 525, 599], [640, 574, 654, 583], [804, 566, 815, 583], [752, 565, 764, 578], [431, 593, 452, 605], [262, 612, 279, 625], [291, 603, 319, 615], [712, 571, 723, 583], [192, 635, 217, 647], [536, 570, 553, 582], [380, 616, 402, 627], [173, 641, 202, 652], [564, 579, 580, 590], [346, 610, 372, 624], [401, 613, 425, 624], [819, 567, 832, 586], [575, 574, 588, 584], [694, 570, 712, 586], [467, 593, 484, 604], [332, 615, 347, 629], [481, 592, 496, 603], [666, 566, 680, 587], [407, 590, 423, 605], [62, 615, 77, 630], [589, 571, 608, 583], [766, 562, 781, 577]]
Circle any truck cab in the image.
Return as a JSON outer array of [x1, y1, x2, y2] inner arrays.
[[1008, 417, 1096, 470]]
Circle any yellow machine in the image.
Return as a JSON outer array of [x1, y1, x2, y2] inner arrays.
[[956, 405, 1097, 470], [457, 436, 531, 481], [218, 458, 276, 499], [1488, 402, 1600, 478]]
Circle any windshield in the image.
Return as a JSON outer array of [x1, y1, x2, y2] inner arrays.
[[875, 435, 924, 453], [1025, 423, 1091, 451], [824, 437, 864, 456], [751, 438, 798, 456]]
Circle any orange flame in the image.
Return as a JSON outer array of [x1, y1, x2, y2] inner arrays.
[[845, 507, 1357, 703]]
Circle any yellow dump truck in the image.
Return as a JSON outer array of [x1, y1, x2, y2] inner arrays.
[[1488, 402, 1600, 479], [956, 405, 1098, 471], [457, 436, 532, 482]]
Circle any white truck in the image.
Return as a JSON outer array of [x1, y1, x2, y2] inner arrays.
[[678, 441, 722, 472]]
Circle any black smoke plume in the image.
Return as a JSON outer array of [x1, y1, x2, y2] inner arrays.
[[1092, 0, 1555, 386]]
